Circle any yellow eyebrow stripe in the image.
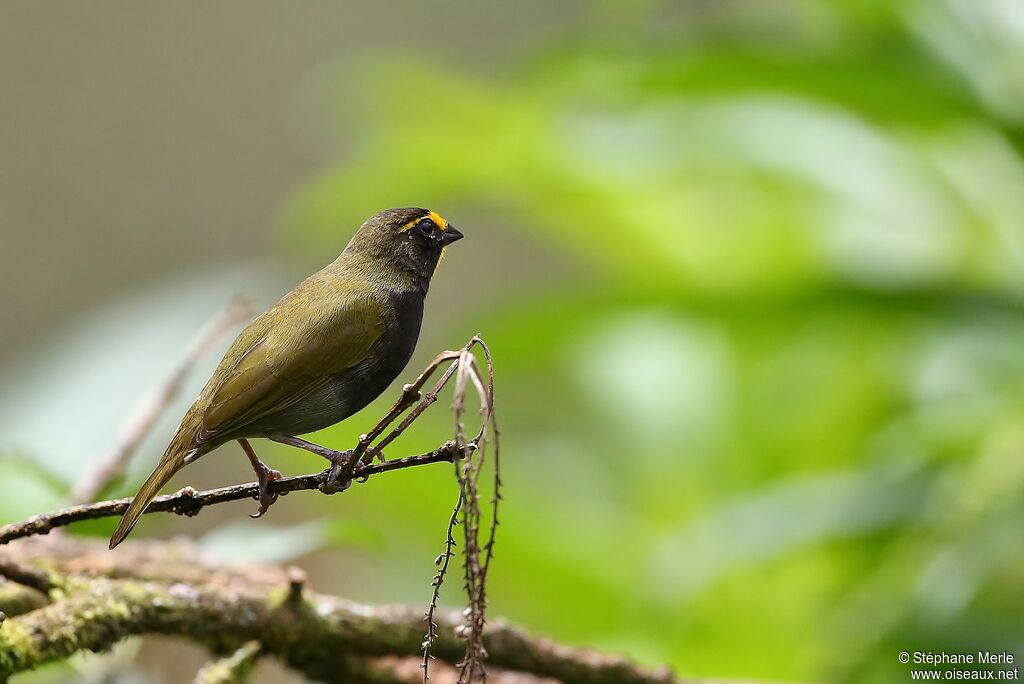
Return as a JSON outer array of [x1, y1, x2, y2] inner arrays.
[[427, 210, 448, 230], [398, 210, 448, 232]]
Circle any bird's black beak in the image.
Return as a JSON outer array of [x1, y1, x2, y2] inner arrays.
[[441, 224, 464, 245]]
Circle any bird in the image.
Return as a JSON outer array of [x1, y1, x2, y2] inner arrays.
[[109, 207, 464, 549]]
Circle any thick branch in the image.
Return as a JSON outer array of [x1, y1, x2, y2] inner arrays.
[[0, 579, 675, 683], [0, 582, 49, 618], [0, 540, 677, 684], [0, 442, 462, 546]]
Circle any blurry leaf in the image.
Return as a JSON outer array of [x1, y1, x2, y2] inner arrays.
[[652, 461, 935, 600], [0, 457, 66, 523]]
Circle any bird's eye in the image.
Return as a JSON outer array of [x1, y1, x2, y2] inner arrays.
[[417, 219, 437, 237]]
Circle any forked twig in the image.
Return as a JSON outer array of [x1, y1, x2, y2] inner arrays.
[[454, 354, 488, 682], [419, 336, 501, 684], [330, 349, 464, 485]]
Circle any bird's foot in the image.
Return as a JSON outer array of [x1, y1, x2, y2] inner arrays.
[[239, 438, 282, 518], [250, 463, 282, 518], [269, 434, 364, 490], [353, 448, 384, 483], [320, 449, 356, 494]]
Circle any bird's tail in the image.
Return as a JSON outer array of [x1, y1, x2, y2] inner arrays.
[[109, 426, 198, 549]]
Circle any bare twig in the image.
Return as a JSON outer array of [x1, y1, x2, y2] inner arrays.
[[366, 351, 464, 453], [371, 344, 478, 460], [1, 337, 488, 551], [423, 494, 463, 682], [0, 443, 463, 545], [475, 340, 502, 586], [446, 336, 500, 683], [405, 336, 500, 683], [72, 296, 252, 503], [335, 349, 464, 484]]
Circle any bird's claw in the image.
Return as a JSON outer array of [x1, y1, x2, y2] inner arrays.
[[353, 448, 384, 483], [319, 450, 356, 494], [250, 466, 282, 518], [318, 477, 352, 495]]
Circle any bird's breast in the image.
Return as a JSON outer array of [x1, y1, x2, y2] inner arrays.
[[345, 288, 424, 407], [258, 289, 425, 437]]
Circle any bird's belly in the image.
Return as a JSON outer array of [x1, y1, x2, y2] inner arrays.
[[244, 290, 422, 438], [251, 377, 357, 437], [246, 360, 406, 437]]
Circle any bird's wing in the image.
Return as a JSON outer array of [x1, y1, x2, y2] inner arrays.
[[197, 287, 384, 442]]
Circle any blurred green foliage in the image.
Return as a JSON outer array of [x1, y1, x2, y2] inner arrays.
[[283, 1, 1024, 682], [5, 1, 1024, 683]]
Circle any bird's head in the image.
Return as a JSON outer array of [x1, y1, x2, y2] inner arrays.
[[345, 207, 464, 288]]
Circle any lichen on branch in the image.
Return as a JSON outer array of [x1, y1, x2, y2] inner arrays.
[[0, 538, 675, 684]]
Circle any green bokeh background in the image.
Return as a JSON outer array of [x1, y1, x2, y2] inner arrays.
[[2, 1, 1023, 682]]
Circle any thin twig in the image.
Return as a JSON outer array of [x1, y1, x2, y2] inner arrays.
[[470, 338, 501, 598], [336, 350, 465, 484], [363, 351, 464, 456], [72, 296, 252, 503], [0, 443, 463, 545], [453, 353, 483, 680], [423, 493, 462, 683], [446, 336, 499, 684], [374, 362, 459, 461]]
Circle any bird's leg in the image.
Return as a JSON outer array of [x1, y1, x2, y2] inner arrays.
[[238, 438, 281, 518], [267, 434, 356, 494]]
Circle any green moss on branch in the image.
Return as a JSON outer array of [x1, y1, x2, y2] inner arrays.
[[0, 574, 673, 683], [0, 538, 676, 684]]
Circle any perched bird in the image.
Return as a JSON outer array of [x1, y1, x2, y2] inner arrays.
[[109, 208, 464, 549]]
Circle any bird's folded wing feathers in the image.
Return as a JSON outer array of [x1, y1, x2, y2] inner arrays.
[[198, 294, 383, 441]]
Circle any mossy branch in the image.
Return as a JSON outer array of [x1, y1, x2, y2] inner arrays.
[[0, 538, 677, 684]]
